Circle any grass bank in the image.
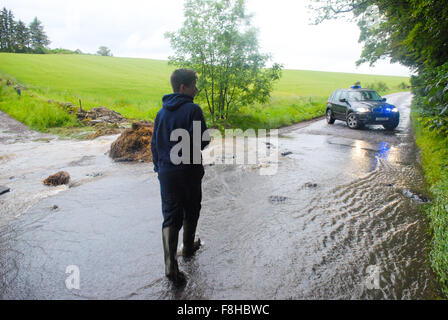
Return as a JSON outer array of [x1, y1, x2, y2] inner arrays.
[[412, 106, 448, 298], [0, 53, 410, 132], [0, 76, 80, 131]]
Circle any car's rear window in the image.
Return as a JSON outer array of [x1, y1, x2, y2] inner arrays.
[[347, 91, 382, 101]]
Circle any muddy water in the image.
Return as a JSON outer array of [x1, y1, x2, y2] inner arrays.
[[0, 93, 441, 299], [0, 110, 121, 228]]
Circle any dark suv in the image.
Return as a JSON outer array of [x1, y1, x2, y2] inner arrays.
[[326, 86, 400, 130]]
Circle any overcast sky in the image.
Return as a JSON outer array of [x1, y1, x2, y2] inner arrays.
[[2, 0, 412, 76]]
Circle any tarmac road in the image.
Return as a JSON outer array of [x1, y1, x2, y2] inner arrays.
[[0, 92, 442, 299]]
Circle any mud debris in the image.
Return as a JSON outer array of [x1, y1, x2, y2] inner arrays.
[[269, 195, 288, 204], [304, 182, 318, 188], [402, 189, 430, 203], [0, 185, 10, 195], [113, 157, 135, 162], [86, 123, 122, 139], [53, 102, 127, 126], [43, 171, 71, 186], [47, 101, 128, 139], [77, 107, 126, 126], [109, 121, 154, 163], [86, 172, 103, 178]]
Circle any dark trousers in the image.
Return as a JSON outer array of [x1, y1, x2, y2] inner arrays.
[[158, 166, 204, 230]]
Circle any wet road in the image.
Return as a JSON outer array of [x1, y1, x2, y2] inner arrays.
[[0, 92, 441, 299]]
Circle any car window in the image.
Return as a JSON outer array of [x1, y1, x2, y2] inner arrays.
[[333, 90, 342, 102], [339, 91, 347, 101], [347, 90, 382, 101]]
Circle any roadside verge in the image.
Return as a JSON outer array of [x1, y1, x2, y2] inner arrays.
[[412, 107, 448, 299]]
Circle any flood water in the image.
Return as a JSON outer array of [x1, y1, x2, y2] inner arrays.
[[0, 92, 442, 299]]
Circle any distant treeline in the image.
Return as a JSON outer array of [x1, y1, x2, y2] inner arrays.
[[0, 7, 111, 56], [0, 7, 53, 54]]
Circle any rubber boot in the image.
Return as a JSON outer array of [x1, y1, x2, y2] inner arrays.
[[162, 226, 186, 284], [182, 219, 201, 258]]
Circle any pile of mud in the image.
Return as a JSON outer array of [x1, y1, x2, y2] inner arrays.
[[48, 102, 128, 139], [59, 104, 126, 126], [77, 107, 126, 126], [109, 121, 154, 162], [85, 123, 122, 139], [43, 171, 71, 186]]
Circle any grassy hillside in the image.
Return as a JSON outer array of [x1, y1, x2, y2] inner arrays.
[[0, 53, 410, 131]]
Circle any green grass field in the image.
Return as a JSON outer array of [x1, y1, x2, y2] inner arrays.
[[0, 53, 410, 131]]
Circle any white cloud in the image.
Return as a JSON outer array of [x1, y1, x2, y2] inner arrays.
[[122, 29, 171, 59], [2, 0, 411, 76]]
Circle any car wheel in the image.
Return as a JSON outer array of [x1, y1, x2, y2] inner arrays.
[[326, 109, 335, 124], [346, 113, 360, 129], [383, 122, 398, 131]]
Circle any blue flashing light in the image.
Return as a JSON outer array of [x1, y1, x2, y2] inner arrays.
[[375, 142, 391, 160], [351, 85, 362, 89]]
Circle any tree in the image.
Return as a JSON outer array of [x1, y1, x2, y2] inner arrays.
[[0, 8, 8, 51], [97, 46, 113, 56], [0, 8, 53, 54], [14, 20, 30, 52], [0, 8, 15, 52], [29, 17, 50, 53], [166, 0, 282, 123], [6, 10, 15, 51]]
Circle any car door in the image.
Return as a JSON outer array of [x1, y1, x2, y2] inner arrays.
[[333, 90, 348, 119], [327, 91, 336, 112], [329, 90, 341, 119]]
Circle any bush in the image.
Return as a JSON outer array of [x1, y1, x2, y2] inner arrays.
[[398, 82, 409, 90], [48, 48, 82, 55], [365, 81, 389, 93], [412, 62, 448, 136]]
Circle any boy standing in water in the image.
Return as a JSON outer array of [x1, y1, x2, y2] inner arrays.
[[151, 69, 209, 284]]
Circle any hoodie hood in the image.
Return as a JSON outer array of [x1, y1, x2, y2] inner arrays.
[[162, 93, 194, 112]]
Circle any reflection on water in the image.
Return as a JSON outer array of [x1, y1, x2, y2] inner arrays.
[[352, 140, 368, 163], [351, 140, 401, 172], [371, 142, 399, 170], [376, 142, 391, 159]]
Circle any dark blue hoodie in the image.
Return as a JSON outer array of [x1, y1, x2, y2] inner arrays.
[[151, 93, 210, 173]]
